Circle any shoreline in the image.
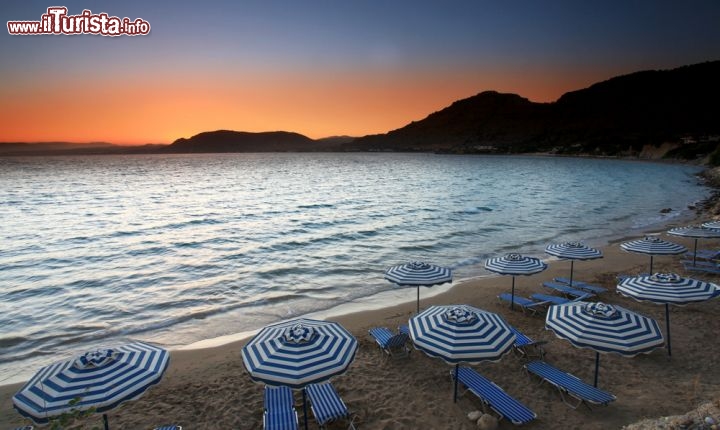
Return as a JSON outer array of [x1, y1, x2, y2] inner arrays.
[[1, 161, 717, 429], [2, 214, 719, 429], [0, 187, 708, 386], [0, 157, 709, 392], [129, 196, 710, 353]]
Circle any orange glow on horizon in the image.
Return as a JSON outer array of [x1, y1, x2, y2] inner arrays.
[[0, 66, 607, 145]]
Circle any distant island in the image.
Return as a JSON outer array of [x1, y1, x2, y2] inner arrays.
[[2, 61, 718, 163]]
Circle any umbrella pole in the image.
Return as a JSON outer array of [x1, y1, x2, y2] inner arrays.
[[103, 413, 109, 430], [510, 277, 516, 310], [649, 256, 654, 274], [693, 238, 698, 266], [453, 364, 459, 403], [417, 286, 420, 314], [666, 303, 672, 357], [303, 388, 309, 430], [594, 352, 600, 388], [569, 261, 574, 287]]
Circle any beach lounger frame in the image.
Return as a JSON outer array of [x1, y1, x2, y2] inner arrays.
[[686, 249, 720, 261], [530, 293, 570, 306], [306, 382, 357, 430], [508, 326, 547, 360], [497, 293, 548, 315], [542, 282, 596, 299], [524, 360, 616, 411], [452, 366, 536, 425], [681, 260, 720, 275], [368, 327, 411, 358], [553, 277, 608, 294], [263, 385, 299, 430]]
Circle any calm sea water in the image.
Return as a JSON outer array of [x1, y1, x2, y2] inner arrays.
[[0, 153, 708, 383]]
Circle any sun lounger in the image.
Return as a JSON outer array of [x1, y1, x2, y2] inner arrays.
[[264, 408, 299, 430], [13, 427, 34, 430], [368, 327, 411, 357], [453, 366, 536, 425], [398, 324, 409, 335], [508, 325, 546, 359], [553, 277, 607, 294], [686, 249, 720, 261], [154, 426, 182, 430], [683, 261, 720, 275], [524, 360, 616, 410], [265, 385, 294, 410], [681, 259, 719, 267], [530, 293, 571, 305], [497, 293, 548, 315], [264, 386, 298, 430], [306, 382, 356, 430], [532, 292, 592, 303], [542, 282, 596, 299]]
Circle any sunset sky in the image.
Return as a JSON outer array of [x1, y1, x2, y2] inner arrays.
[[2, 1, 719, 144]]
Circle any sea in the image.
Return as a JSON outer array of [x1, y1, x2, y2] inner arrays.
[[0, 153, 710, 385]]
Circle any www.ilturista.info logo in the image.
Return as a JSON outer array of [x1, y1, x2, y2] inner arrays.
[[7, 7, 150, 36]]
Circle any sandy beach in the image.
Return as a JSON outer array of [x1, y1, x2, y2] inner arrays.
[[1, 225, 719, 429]]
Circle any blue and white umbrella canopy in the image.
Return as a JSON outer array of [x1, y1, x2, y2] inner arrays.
[[545, 242, 603, 287], [668, 226, 720, 266], [702, 221, 720, 230], [13, 341, 169, 430], [618, 273, 720, 356], [485, 253, 548, 310], [408, 305, 515, 401], [385, 261, 452, 313], [620, 236, 687, 274], [241, 318, 358, 429], [242, 318, 357, 388], [546, 302, 664, 387]]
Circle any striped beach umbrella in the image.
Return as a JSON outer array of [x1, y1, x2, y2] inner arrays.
[[485, 253, 548, 310], [12, 341, 169, 430], [241, 318, 357, 429], [618, 273, 720, 356], [408, 305, 515, 402], [620, 236, 687, 274], [702, 221, 720, 230], [385, 261, 452, 314], [546, 302, 664, 387], [545, 242, 603, 287], [668, 226, 720, 266]]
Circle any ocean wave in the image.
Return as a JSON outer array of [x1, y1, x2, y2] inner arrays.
[[297, 203, 336, 210], [0, 153, 709, 380]]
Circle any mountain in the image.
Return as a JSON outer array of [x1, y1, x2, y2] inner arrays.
[[3, 61, 718, 158], [165, 130, 319, 153], [347, 61, 720, 156], [347, 91, 551, 152]]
